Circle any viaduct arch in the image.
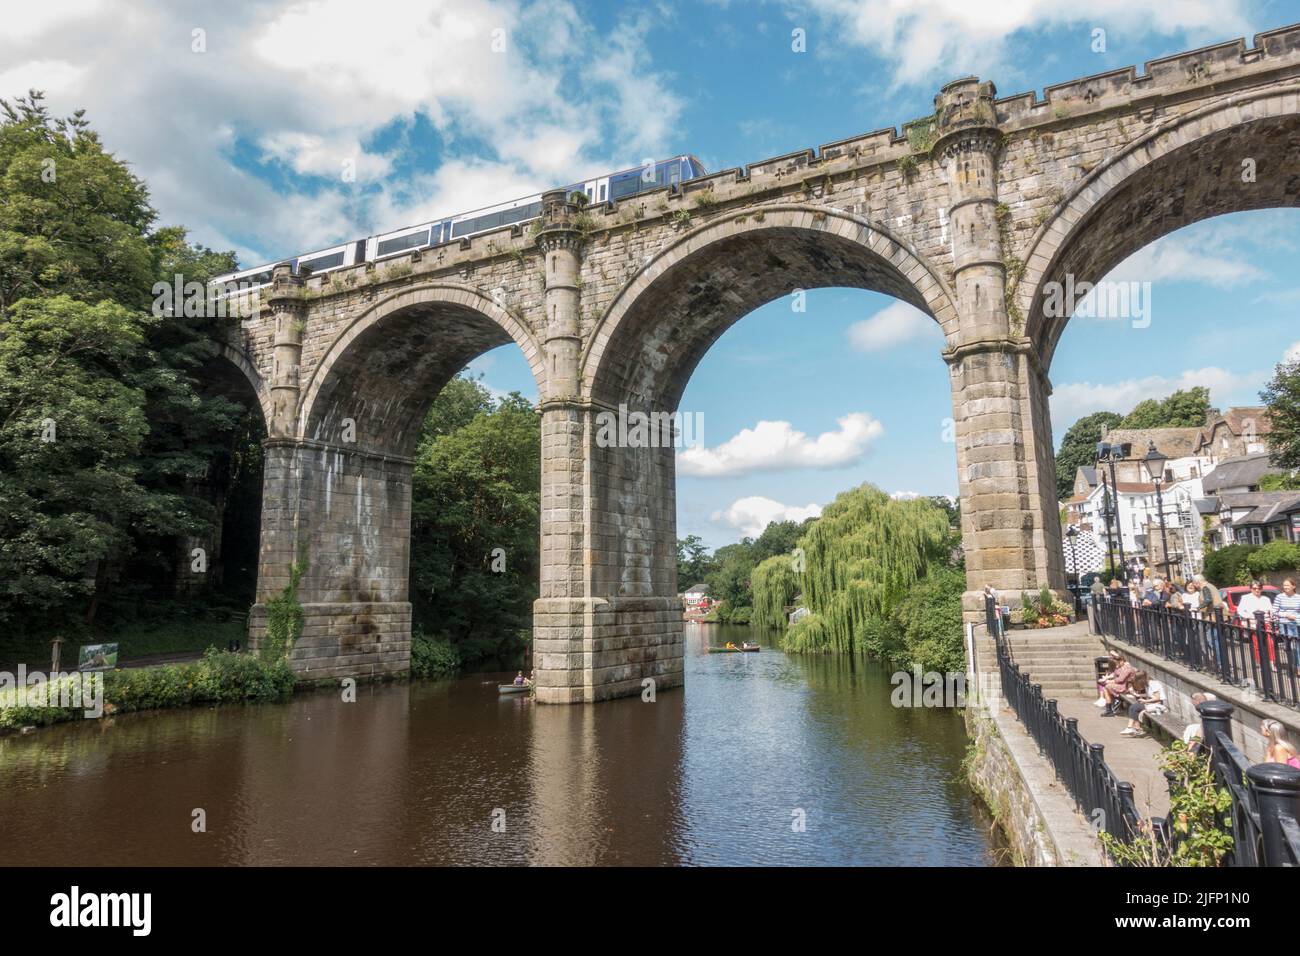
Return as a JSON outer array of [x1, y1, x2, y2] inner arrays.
[[216, 23, 1300, 700]]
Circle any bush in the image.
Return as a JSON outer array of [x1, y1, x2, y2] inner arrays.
[[0, 649, 294, 730], [885, 565, 966, 672], [729, 605, 753, 626], [410, 631, 462, 679], [1245, 540, 1300, 575], [1203, 544, 1259, 586]]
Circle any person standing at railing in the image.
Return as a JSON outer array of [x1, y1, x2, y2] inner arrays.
[[1275, 578, 1300, 640], [1195, 575, 1229, 677], [1238, 581, 1274, 626]]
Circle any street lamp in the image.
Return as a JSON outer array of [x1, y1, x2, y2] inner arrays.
[[1144, 440, 1171, 581], [1097, 441, 1131, 582], [1066, 522, 1080, 587]]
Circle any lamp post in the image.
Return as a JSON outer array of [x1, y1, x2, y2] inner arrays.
[[1097, 441, 1131, 583], [1144, 440, 1171, 581], [1099, 470, 1118, 578], [1066, 525, 1080, 584]]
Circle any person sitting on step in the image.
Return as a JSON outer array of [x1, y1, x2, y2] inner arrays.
[[1122, 672, 1165, 737]]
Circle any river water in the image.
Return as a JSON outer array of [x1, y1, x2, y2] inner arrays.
[[0, 624, 1001, 866]]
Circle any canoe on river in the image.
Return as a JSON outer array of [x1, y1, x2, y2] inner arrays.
[[498, 684, 533, 694], [706, 643, 761, 653]]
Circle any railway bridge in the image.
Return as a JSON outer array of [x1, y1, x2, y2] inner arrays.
[[218, 24, 1300, 701]]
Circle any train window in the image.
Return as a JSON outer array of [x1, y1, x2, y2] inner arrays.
[[299, 251, 344, 271], [377, 229, 430, 257], [611, 172, 640, 200]]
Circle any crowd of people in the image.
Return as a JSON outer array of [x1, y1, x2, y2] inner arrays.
[[1089, 573, 1300, 636]]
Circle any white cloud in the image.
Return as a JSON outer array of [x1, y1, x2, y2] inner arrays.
[[890, 490, 921, 500], [847, 301, 940, 352], [1050, 366, 1267, 426], [796, 0, 1251, 88], [678, 412, 883, 477], [1286, 341, 1300, 364], [1100, 229, 1270, 290], [0, 0, 683, 266], [712, 496, 823, 538]]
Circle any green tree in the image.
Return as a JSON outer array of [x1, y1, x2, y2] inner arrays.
[[751, 520, 806, 562], [675, 535, 712, 588], [1120, 387, 1211, 429], [1262, 357, 1300, 470], [409, 382, 540, 664], [1055, 411, 1122, 500], [779, 484, 951, 656], [0, 296, 183, 630], [0, 91, 156, 315], [705, 541, 758, 611]]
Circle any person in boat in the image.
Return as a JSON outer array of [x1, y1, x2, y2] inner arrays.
[[725, 641, 737, 650], [513, 671, 525, 686]]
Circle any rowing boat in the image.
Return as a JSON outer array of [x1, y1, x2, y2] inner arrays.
[[706, 643, 761, 653], [498, 684, 532, 694]]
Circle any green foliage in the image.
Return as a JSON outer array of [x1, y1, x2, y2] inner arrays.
[[410, 629, 462, 679], [1119, 387, 1211, 430], [0, 96, 256, 638], [750, 554, 800, 629], [1099, 742, 1233, 867], [0, 648, 293, 730], [1245, 540, 1300, 575], [882, 564, 966, 672], [1012, 586, 1073, 627], [780, 485, 951, 656], [676, 534, 713, 589], [705, 542, 758, 610], [0, 91, 156, 314], [410, 379, 539, 665], [1203, 544, 1258, 586], [1258, 471, 1300, 491], [261, 556, 305, 663], [1262, 358, 1300, 470], [1055, 411, 1122, 500], [0, 296, 163, 629]]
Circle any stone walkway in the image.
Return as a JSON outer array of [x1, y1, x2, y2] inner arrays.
[[1054, 692, 1171, 820]]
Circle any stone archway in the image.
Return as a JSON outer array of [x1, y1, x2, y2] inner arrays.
[[1017, 85, 1300, 369], [583, 204, 959, 410], [534, 204, 956, 701], [251, 282, 546, 681]]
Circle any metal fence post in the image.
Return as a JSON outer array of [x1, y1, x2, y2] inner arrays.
[[1245, 762, 1300, 866]]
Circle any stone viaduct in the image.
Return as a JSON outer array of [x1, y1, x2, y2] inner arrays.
[[216, 24, 1300, 702]]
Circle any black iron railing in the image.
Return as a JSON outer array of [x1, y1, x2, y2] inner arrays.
[[1093, 596, 1300, 710], [985, 595, 1300, 865], [985, 596, 1145, 848]]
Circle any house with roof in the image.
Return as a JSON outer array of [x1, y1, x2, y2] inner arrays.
[[1192, 407, 1273, 465], [1201, 452, 1286, 496], [1213, 492, 1300, 547]]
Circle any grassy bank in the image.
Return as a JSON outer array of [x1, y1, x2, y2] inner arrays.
[[0, 648, 293, 732]]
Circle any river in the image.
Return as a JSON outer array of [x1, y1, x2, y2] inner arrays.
[[0, 624, 1002, 865]]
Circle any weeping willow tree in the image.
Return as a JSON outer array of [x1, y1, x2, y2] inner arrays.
[[750, 554, 800, 628], [779, 484, 951, 655]]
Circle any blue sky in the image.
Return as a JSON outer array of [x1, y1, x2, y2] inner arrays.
[[6, 0, 1300, 549]]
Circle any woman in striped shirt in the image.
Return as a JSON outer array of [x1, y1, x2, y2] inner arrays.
[[1275, 578, 1300, 639]]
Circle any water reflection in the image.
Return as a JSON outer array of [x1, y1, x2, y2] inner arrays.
[[0, 625, 997, 866]]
